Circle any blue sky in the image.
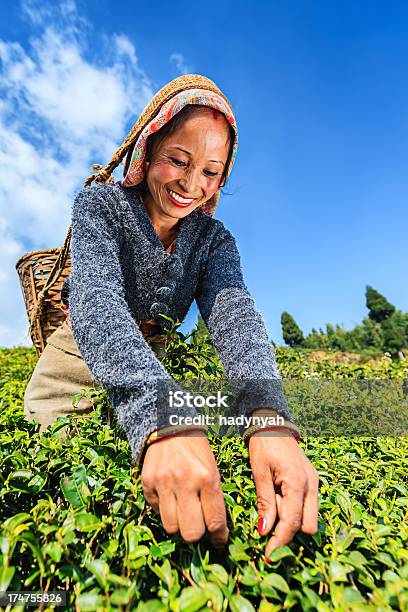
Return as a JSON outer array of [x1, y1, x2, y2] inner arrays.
[[1, 0, 407, 347]]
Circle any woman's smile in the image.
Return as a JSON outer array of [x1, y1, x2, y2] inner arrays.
[[165, 187, 196, 207]]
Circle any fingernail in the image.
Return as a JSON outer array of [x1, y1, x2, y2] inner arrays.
[[265, 556, 272, 564], [258, 517, 267, 535]]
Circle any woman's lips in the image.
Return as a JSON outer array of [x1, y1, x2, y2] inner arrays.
[[166, 189, 195, 208]]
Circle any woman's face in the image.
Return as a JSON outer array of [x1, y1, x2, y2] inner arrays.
[[144, 108, 231, 222]]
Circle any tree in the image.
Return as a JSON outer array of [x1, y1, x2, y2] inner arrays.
[[381, 310, 408, 356], [366, 285, 395, 323], [304, 328, 325, 350], [281, 312, 305, 347], [296, 286, 406, 357], [359, 317, 384, 351], [325, 323, 359, 352]]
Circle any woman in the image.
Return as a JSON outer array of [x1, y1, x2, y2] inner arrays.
[[24, 74, 318, 560]]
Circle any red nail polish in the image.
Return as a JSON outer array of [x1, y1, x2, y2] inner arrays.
[[265, 556, 272, 564], [258, 517, 267, 534]]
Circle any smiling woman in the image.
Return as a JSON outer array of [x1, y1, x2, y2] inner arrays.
[[143, 109, 231, 217], [122, 104, 235, 247], [23, 73, 318, 558]]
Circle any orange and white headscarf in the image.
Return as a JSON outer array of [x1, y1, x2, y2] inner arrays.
[[119, 88, 238, 218]]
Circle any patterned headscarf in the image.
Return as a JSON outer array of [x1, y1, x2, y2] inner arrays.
[[120, 87, 238, 218]]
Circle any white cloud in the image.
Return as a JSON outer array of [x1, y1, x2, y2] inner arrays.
[[21, 0, 86, 33], [21, 0, 54, 26], [169, 52, 192, 76], [0, 219, 30, 347], [0, 0, 154, 347], [113, 33, 139, 67]]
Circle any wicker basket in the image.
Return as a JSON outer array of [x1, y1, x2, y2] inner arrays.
[[16, 244, 71, 357]]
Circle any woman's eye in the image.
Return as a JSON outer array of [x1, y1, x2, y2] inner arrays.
[[169, 157, 217, 177], [170, 157, 186, 166]]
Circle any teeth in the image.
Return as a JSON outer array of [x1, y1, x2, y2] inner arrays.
[[167, 189, 194, 204]]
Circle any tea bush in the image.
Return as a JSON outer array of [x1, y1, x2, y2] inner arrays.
[[0, 328, 407, 611]]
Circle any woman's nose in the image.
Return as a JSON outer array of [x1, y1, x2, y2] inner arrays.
[[178, 166, 203, 196]]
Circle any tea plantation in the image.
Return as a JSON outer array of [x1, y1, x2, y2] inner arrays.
[[0, 330, 407, 611]]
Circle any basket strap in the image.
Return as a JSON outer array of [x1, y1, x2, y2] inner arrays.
[[29, 225, 72, 332]]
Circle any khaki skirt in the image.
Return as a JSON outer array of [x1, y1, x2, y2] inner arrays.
[[24, 318, 164, 433]]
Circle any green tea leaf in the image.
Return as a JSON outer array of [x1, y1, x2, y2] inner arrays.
[[239, 565, 259, 586], [0, 566, 15, 591], [129, 545, 150, 560], [75, 591, 104, 611], [179, 586, 209, 611], [206, 563, 229, 585], [204, 582, 224, 610], [264, 546, 294, 563], [229, 544, 250, 562], [328, 560, 353, 582], [229, 593, 256, 612], [43, 541, 63, 563], [74, 512, 102, 532], [261, 572, 290, 594], [61, 472, 90, 508], [85, 559, 109, 590]]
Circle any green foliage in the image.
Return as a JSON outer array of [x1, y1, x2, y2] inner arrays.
[[281, 312, 305, 348], [300, 286, 408, 356], [381, 310, 408, 357], [304, 327, 331, 351], [356, 317, 385, 352], [0, 333, 407, 609], [303, 320, 385, 354], [275, 345, 408, 381], [366, 285, 396, 323], [156, 314, 222, 379]]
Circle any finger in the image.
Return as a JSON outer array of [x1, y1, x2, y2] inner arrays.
[[300, 468, 319, 534], [157, 486, 179, 534], [252, 465, 277, 536], [265, 479, 306, 557], [275, 492, 282, 516], [176, 490, 206, 544], [200, 478, 229, 548], [141, 480, 160, 514]]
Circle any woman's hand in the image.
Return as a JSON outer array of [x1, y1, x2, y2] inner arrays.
[[141, 430, 229, 548], [248, 414, 319, 560]]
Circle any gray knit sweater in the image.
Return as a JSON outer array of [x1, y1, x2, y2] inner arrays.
[[65, 183, 292, 463]]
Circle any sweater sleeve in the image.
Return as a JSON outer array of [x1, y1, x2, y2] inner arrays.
[[69, 185, 194, 463], [195, 223, 293, 423]]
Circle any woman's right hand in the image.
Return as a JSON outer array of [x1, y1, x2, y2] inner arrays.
[[140, 431, 229, 548]]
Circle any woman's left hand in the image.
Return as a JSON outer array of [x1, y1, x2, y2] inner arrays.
[[247, 414, 319, 560]]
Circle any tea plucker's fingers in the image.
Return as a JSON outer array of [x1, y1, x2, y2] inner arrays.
[[175, 487, 206, 543], [172, 439, 228, 546], [157, 486, 179, 535], [265, 469, 307, 557], [247, 420, 319, 557], [299, 464, 319, 535], [250, 459, 278, 537], [140, 472, 160, 515], [199, 472, 229, 548], [140, 429, 226, 545]]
